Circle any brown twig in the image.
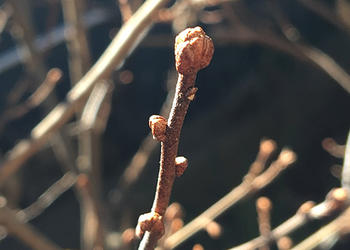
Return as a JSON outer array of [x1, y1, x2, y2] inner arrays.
[[164, 147, 296, 249], [136, 26, 214, 250], [229, 188, 349, 250]]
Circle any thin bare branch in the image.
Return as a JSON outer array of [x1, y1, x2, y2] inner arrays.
[[342, 130, 350, 190], [296, 0, 350, 35], [77, 81, 114, 249], [76, 174, 105, 250], [16, 172, 77, 223]]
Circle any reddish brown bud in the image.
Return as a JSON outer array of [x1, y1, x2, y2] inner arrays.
[[175, 156, 188, 177], [175, 26, 214, 75], [136, 212, 164, 239], [149, 115, 167, 142]]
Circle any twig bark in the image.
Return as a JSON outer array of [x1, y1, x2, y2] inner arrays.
[[136, 27, 214, 250], [0, 0, 170, 188]]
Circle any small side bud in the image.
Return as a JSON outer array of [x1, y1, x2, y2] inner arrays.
[[175, 156, 188, 177], [186, 87, 198, 101], [297, 201, 315, 214], [175, 26, 214, 75], [136, 212, 164, 239], [149, 115, 167, 142]]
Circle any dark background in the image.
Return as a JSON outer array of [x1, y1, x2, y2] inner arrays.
[[0, 0, 349, 249]]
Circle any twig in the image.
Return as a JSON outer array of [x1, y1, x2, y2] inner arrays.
[[267, 0, 350, 94], [16, 171, 77, 223], [228, 188, 349, 250], [0, 7, 112, 74], [77, 81, 114, 249], [291, 206, 350, 250], [76, 174, 105, 250], [298, 45, 350, 93], [61, 0, 91, 84], [0, 68, 62, 134], [0, 0, 171, 188], [322, 137, 346, 159], [136, 27, 214, 250], [296, 0, 350, 35], [164, 148, 296, 249], [256, 197, 272, 250], [0, 197, 62, 250], [341, 130, 350, 190], [115, 75, 175, 201]]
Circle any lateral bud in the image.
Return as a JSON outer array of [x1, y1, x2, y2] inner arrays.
[[149, 115, 167, 142], [136, 212, 164, 239], [175, 156, 188, 177]]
